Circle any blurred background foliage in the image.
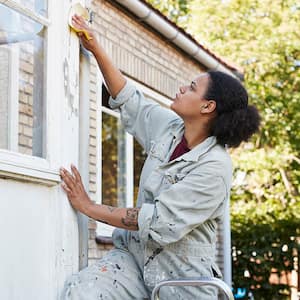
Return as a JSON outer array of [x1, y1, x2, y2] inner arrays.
[[147, 0, 300, 298]]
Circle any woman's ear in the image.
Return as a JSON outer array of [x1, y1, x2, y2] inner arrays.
[[201, 100, 216, 113]]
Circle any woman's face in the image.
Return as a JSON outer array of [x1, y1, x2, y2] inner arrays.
[[171, 73, 212, 119]]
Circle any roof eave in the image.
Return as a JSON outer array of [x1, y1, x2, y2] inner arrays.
[[110, 0, 243, 79]]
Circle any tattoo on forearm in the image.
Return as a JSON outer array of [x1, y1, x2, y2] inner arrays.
[[107, 206, 117, 213], [121, 208, 139, 228]]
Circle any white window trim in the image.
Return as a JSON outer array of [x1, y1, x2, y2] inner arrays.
[[125, 133, 134, 208], [96, 70, 102, 205], [0, 1, 69, 186], [0, 149, 58, 185], [96, 76, 171, 237], [0, 1, 21, 152], [0, 0, 50, 26]]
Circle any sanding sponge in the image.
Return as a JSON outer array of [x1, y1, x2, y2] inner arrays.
[[68, 3, 92, 40]]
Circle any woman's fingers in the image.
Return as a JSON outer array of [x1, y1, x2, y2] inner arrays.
[[60, 168, 76, 190], [72, 18, 83, 30], [72, 14, 88, 29], [61, 182, 71, 194], [71, 165, 82, 183], [74, 14, 86, 24], [71, 16, 93, 41]]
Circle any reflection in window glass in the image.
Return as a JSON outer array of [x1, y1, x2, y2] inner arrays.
[[102, 112, 127, 207], [20, 0, 48, 17], [134, 139, 147, 206], [0, 45, 9, 149], [0, 4, 46, 157]]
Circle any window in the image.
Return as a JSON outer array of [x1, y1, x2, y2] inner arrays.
[[102, 110, 127, 208], [133, 139, 147, 206], [0, 1, 63, 185], [18, 0, 47, 17], [101, 85, 128, 209], [0, 1, 48, 157]]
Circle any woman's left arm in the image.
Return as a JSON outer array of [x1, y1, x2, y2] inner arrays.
[[60, 165, 139, 230]]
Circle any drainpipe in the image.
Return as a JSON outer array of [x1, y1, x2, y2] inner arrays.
[[223, 198, 232, 287], [113, 0, 241, 79]]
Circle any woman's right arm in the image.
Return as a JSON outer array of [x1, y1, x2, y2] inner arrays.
[[71, 14, 126, 98], [71, 14, 179, 152]]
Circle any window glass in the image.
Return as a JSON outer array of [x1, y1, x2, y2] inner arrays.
[[101, 84, 151, 208], [0, 51, 9, 149], [0, 4, 46, 157], [19, 0, 47, 17], [133, 139, 147, 206], [101, 112, 127, 208]]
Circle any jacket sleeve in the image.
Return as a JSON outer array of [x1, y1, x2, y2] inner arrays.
[[109, 80, 179, 153], [137, 171, 227, 246]]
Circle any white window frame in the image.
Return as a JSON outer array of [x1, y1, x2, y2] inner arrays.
[[96, 75, 172, 237], [0, 42, 19, 151], [0, 2, 20, 152], [101, 103, 134, 205], [0, 0, 71, 186]]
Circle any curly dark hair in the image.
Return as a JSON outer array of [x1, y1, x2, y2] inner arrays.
[[205, 71, 261, 148]]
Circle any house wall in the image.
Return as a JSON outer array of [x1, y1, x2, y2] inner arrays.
[[0, 0, 82, 298], [87, 0, 225, 274], [0, 1, 229, 298]]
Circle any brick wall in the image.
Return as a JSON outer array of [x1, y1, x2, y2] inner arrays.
[[92, 0, 205, 98], [87, 0, 225, 274], [87, 55, 107, 266]]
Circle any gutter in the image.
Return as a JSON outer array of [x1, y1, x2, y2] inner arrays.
[[112, 0, 243, 80]]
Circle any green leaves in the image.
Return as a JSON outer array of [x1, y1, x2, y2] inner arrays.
[[147, 0, 190, 27]]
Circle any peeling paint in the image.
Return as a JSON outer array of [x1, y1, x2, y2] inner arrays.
[[63, 58, 78, 117], [100, 266, 107, 272], [131, 235, 140, 243], [144, 247, 163, 267]]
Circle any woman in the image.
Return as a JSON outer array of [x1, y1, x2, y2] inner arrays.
[[60, 14, 260, 300]]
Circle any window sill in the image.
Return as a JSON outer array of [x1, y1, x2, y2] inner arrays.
[[95, 235, 113, 245], [0, 149, 60, 186], [95, 223, 115, 245]]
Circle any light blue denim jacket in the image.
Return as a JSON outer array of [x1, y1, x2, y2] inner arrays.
[[109, 80, 233, 297]]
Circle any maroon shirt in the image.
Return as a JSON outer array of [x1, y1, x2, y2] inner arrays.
[[169, 135, 191, 162]]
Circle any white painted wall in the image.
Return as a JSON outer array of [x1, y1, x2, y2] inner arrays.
[[0, 179, 79, 299], [0, 0, 83, 298]]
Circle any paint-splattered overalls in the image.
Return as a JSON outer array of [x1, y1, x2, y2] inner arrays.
[[61, 81, 233, 300]]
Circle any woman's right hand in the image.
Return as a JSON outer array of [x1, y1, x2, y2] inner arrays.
[[72, 14, 126, 99], [71, 14, 98, 53]]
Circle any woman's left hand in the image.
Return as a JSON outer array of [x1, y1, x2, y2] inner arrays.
[[60, 165, 93, 214]]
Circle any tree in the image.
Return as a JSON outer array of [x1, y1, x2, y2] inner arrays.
[[147, 0, 190, 27], [147, 1, 300, 298]]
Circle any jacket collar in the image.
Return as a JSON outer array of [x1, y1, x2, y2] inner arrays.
[[167, 121, 217, 163], [179, 135, 217, 162]]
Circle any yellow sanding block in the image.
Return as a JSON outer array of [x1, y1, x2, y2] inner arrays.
[[68, 3, 92, 40]]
